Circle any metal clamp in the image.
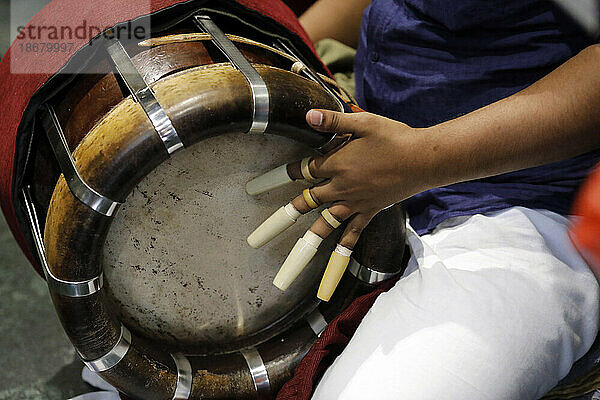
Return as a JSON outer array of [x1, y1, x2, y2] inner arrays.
[[41, 105, 121, 217], [106, 41, 184, 154], [83, 324, 132, 373], [193, 15, 269, 134], [275, 39, 348, 113], [306, 308, 328, 336], [21, 187, 104, 297], [171, 353, 193, 400], [348, 258, 402, 285], [240, 347, 271, 399]]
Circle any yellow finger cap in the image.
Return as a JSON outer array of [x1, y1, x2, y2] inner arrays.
[[273, 231, 323, 291], [317, 246, 352, 301], [247, 203, 301, 248]]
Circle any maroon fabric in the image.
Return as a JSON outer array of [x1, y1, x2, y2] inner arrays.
[[276, 275, 402, 400], [0, 0, 321, 274]]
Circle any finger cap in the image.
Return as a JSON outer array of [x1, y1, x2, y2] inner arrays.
[[247, 203, 301, 248], [317, 245, 352, 301], [273, 231, 323, 291], [245, 164, 293, 196]]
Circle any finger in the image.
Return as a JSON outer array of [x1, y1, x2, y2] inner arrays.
[[310, 203, 352, 239], [317, 212, 374, 301], [290, 185, 335, 213], [307, 109, 375, 137], [247, 185, 336, 248], [273, 204, 352, 291], [338, 212, 373, 250], [286, 156, 327, 182], [245, 162, 294, 196], [246, 155, 328, 196], [288, 153, 343, 182], [318, 132, 352, 154]]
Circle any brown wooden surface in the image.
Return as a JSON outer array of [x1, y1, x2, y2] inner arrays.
[[43, 63, 356, 399], [353, 204, 407, 275], [39, 32, 405, 399]]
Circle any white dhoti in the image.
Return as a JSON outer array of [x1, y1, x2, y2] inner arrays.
[[312, 206, 600, 400]]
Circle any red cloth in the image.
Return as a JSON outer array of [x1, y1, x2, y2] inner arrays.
[[0, 0, 320, 274], [276, 275, 401, 400], [570, 163, 600, 277]]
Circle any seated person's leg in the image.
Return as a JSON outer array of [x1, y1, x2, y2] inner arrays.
[[312, 207, 600, 400]]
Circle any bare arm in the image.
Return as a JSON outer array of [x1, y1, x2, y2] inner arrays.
[[425, 44, 600, 188], [286, 44, 600, 250], [247, 44, 600, 298], [299, 0, 371, 47]]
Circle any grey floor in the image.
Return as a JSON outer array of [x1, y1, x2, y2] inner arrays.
[[0, 214, 90, 399], [0, 1, 90, 398]]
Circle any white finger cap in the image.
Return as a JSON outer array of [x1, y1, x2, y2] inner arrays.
[[317, 245, 352, 301], [273, 230, 323, 291], [247, 203, 301, 249], [246, 164, 293, 196]]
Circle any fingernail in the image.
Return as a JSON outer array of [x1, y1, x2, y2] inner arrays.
[[308, 110, 323, 126]]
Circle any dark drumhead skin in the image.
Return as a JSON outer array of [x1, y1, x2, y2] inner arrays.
[[43, 56, 376, 398]]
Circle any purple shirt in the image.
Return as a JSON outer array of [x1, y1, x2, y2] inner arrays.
[[355, 0, 600, 234]]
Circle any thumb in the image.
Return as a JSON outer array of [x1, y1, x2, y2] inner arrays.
[[306, 109, 373, 137]]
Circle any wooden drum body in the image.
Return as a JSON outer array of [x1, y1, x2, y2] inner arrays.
[[21, 10, 407, 400]]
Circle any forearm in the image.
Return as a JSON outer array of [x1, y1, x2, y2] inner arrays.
[[425, 44, 600, 188], [299, 0, 370, 47]]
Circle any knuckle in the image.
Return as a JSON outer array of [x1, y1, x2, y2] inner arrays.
[[349, 225, 363, 235], [330, 204, 352, 220], [328, 113, 342, 131], [355, 112, 373, 125], [339, 238, 355, 249], [311, 188, 325, 204]]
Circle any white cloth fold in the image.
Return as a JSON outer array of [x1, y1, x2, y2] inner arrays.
[[68, 367, 120, 400], [68, 392, 121, 400], [313, 207, 600, 400]]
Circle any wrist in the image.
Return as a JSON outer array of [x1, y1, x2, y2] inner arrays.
[[409, 125, 462, 191]]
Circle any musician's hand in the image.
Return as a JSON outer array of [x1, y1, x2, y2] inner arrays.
[[249, 43, 600, 299], [246, 108, 445, 300], [296, 109, 437, 250]]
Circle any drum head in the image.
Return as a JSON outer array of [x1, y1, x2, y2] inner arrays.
[[103, 132, 334, 354]]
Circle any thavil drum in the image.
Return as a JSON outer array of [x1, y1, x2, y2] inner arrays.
[[10, 4, 406, 400]]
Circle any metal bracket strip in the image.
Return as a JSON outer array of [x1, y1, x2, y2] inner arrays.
[[274, 39, 348, 113], [106, 41, 184, 154], [21, 187, 104, 297], [348, 258, 402, 285], [307, 308, 328, 336], [83, 324, 132, 373], [171, 353, 193, 400], [41, 105, 121, 217], [240, 347, 271, 399], [193, 15, 269, 134]]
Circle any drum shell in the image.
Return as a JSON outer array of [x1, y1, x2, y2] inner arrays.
[[33, 15, 405, 398], [40, 49, 363, 399]]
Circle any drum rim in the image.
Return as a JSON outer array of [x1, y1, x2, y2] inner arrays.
[[43, 62, 368, 399]]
